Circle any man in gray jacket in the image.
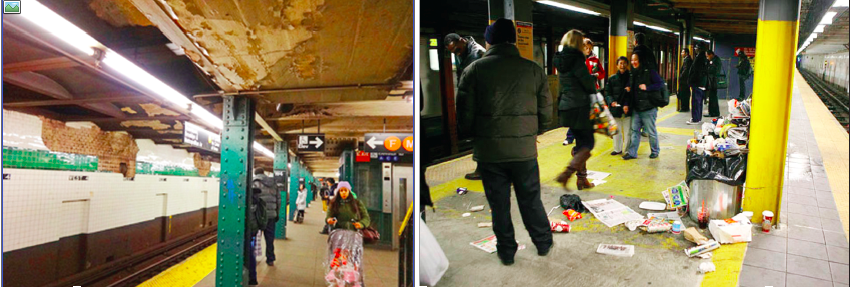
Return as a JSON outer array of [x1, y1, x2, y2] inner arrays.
[[456, 18, 554, 266], [253, 167, 281, 266]]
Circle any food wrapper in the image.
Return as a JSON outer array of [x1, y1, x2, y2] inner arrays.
[[325, 229, 365, 286], [563, 209, 583, 221], [550, 220, 571, 233], [683, 227, 709, 245]]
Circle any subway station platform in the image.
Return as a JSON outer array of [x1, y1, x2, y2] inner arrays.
[[422, 70, 849, 287], [138, 201, 399, 287]]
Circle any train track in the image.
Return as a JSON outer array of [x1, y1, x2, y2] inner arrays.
[[800, 69, 850, 133], [45, 227, 217, 287]]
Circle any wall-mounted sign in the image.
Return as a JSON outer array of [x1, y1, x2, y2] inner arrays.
[[734, 47, 755, 58], [297, 133, 325, 152], [183, 121, 221, 153], [355, 150, 371, 162], [515, 21, 534, 61], [364, 133, 413, 154], [69, 175, 88, 181]]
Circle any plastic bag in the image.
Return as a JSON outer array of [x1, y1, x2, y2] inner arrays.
[[419, 217, 449, 286], [255, 231, 265, 263], [559, 194, 587, 213], [686, 150, 747, 186], [325, 229, 364, 287], [588, 93, 618, 137]]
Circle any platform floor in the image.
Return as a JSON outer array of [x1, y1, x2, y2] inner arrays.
[[422, 71, 849, 287], [149, 199, 400, 287]]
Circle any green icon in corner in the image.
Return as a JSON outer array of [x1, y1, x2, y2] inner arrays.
[[4, 1, 21, 14]]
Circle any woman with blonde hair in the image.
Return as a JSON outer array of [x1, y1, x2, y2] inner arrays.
[[554, 29, 598, 190]]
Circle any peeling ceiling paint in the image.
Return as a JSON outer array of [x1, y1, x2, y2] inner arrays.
[[121, 107, 138, 114], [139, 103, 181, 116], [89, 0, 154, 27], [120, 120, 172, 130]]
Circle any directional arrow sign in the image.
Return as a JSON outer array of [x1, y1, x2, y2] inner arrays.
[[363, 133, 413, 154], [296, 134, 325, 152]]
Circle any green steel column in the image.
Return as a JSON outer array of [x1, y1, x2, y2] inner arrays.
[[273, 141, 288, 239], [289, 158, 300, 221], [217, 96, 256, 287]]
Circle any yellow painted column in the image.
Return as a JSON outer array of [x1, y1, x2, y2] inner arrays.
[[608, 0, 631, 76], [744, 0, 801, 224]]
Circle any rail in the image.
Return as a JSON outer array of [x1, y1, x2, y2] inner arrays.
[[800, 69, 850, 133], [45, 227, 217, 287], [398, 203, 415, 287]]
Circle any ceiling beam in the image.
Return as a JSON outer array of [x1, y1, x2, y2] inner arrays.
[[65, 115, 191, 123], [4, 72, 125, 119], [3, 95, 151, 108], [675, 3, 759, 9], [3, 57, 79, 73]]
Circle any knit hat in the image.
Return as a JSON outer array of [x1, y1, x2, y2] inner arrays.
[[484, 18, 516, 45], [334, 181, 357, 199]]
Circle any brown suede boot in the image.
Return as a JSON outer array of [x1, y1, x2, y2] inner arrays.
[[556, 167, 576, 188], [573, 149, 595, 190]]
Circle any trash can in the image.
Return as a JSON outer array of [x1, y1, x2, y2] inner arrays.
[[688, 179, 744, 221]]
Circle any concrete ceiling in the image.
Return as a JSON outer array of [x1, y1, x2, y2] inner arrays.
[[805, 8, 850, 55]]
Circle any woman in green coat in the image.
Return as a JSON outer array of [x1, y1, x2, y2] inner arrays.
[[325, 181, 370, 286]]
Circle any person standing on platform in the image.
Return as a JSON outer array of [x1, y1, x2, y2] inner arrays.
[[554, 29, 598, 191], [325, 181, 370, 286], [687, 43, 708, 125], [705, 50, 722, 118], [606, 56, 632, 156], [632, 33, 658, 71], [446, 33, 487, 181], [455, 18, 553, 266], [736, 49, 752, 100], [295, 183, 307, 223], [623, 53, 663, 160], [246, 186, 268, 286], [678, 48, 693, 112], [252, 168, 279, 266]]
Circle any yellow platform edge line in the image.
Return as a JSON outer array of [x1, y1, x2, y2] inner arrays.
[[137, 243, 218, 287], [794, 70, 850, 240], [701, 243, 748, 287]]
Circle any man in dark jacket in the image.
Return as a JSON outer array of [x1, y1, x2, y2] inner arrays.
[[253, 168, 280, 266], [735, 49, 752, 100], [678, 48, 693, 112], [687, 43, 708, 125], [705, 50, 722, 117], [445, 33, 487, 181], [632, 33, 658, 72], [606, 56, 632, 155], [456, 18, 553, 266]]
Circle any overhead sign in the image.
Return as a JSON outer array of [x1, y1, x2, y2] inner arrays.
[[183, 121, 221, 153], [297, 134, 325, 152], [364, 133, 413, 154], [355, 150, 371, 162], [734, 47, 755, 58]]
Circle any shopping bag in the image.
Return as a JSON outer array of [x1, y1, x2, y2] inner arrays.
[[419, 217, 449, 286], [255, 231, 265, 263], [588, 93, 618, 137]]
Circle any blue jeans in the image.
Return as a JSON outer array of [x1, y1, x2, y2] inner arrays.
[[691, 88, 705, 122], [627, 108, 660, 157]]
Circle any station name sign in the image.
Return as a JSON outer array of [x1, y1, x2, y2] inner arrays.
[[183, 121, 221, 153]]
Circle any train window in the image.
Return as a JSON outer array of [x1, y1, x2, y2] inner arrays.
[[593, 46, 599, 58], [660, 51, 664, 64], [429, 49, 439, 71], [558, 44, 563, 53]]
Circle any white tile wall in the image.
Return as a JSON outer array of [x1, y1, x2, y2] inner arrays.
[[2, 109, 47, 150], [2, 169, 221, 252]]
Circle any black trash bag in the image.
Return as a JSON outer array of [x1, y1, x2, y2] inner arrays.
[[559, 194, 587, 213], [686, 150, 747, 186]]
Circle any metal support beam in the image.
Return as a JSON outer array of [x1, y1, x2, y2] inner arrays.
[[217, 96, 256, 287], [744, 0, 801, 225], [436, 30, 459, 155], [609, 0, 632, 77], [273, 141, 289, 239], [3, 56, 79, 73]]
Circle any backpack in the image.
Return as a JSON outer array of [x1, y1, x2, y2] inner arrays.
[[248, 191, 268, 236]]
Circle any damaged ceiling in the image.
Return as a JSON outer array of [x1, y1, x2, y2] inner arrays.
[[3, 0, 414, 175]]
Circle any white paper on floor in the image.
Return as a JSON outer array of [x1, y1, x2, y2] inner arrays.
[[470, 235, 524, 253], [586, 170, 611, 181], [592, 179, 607, 186]]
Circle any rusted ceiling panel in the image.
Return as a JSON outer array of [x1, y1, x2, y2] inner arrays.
[[160, 0, 413, 91]]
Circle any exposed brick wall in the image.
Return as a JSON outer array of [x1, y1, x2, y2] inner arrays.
[[193, 153, 211, 177], [40, 117, 139, 177]]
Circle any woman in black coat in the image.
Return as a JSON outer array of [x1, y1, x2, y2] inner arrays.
[[554, 29, 598, 190]]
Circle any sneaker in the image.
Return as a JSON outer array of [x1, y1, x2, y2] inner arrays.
[[562, 139, 574, 145], [650, 153, 659, 159], [622, 154, 637, 160], [610, 151, 622, 156], [686, 120, 701, 125]]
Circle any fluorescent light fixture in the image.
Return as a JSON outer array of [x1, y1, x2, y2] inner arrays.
[[538, 0, 601, 16], [635, 21, 673, 33], [820, 11, 837, 25], [253, 142, 274, 158], [102, 51, 194, 109], [22, 1, 99, 55], [674, 32, 680, 35], [634, 21, 647, 27], [336, 172, 341, 177], [814, 25, 826, 33], [694, 36, 706, 41], [288, 163, 292, 168], [834, 0, 849, 7]]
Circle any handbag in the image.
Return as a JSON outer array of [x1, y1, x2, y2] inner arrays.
[[362, 226, 380, 244], [588, 92, 618, 137]]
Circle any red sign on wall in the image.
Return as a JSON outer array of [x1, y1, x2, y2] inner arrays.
[[355, 150, 371, 162], [734, 47, 755, 58]]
